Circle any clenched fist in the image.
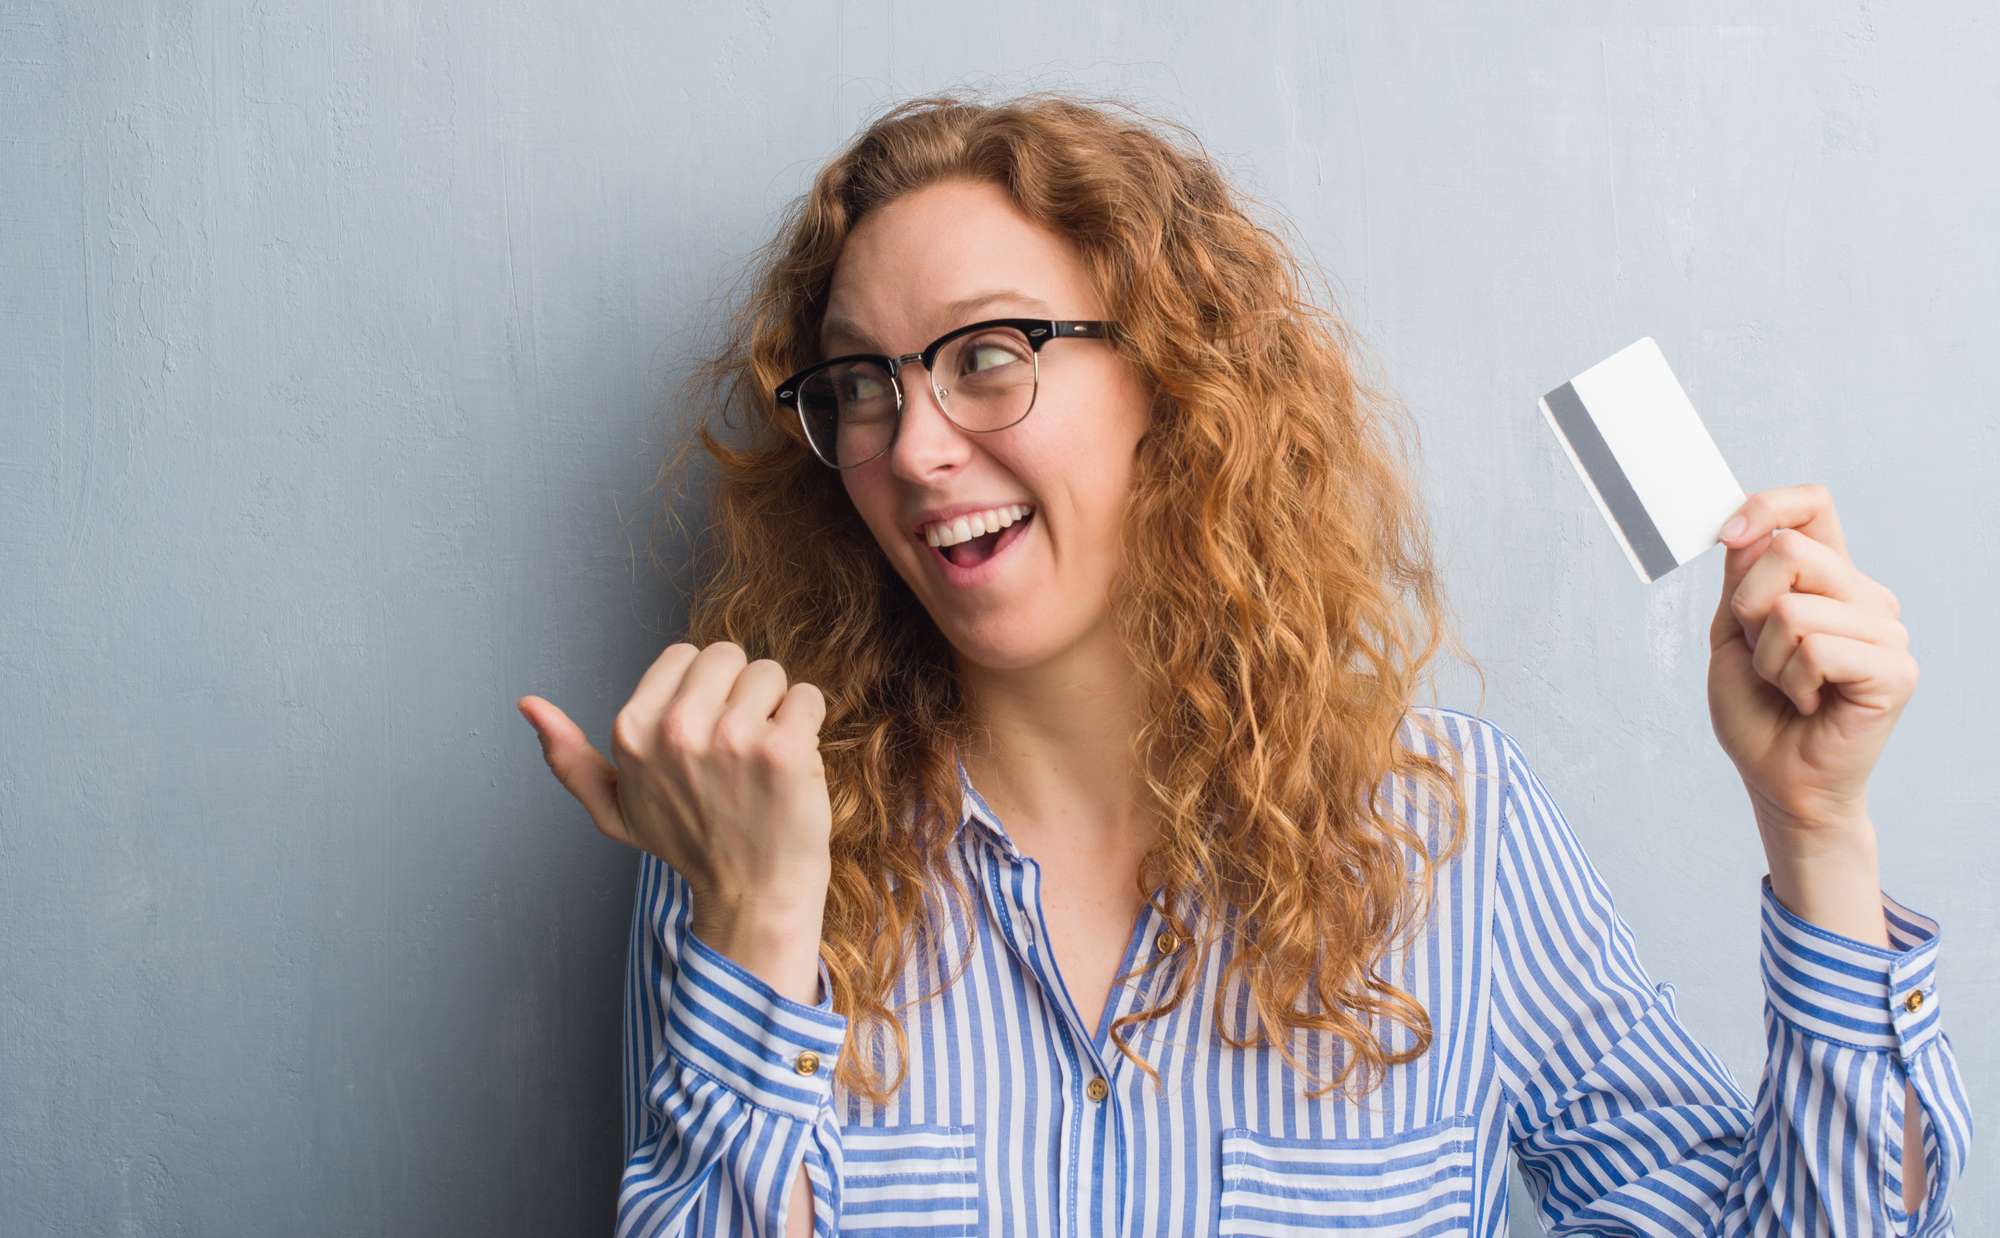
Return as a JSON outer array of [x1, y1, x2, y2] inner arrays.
[[518, 641, 832, 1003]]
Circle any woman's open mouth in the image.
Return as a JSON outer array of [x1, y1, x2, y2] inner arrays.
[[924, 503, 1034, 574]]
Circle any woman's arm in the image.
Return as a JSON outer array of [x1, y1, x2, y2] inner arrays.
[[1705, 485, 1928, 1212], [1489, 731, 1968, 1236], [618, 852, 844, 1238], [1496, 484, 1968, 1233], [522, 641, 842, 1237], [1706, 485, 1911, 946]]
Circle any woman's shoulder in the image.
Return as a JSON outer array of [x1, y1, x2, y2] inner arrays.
[[1398, 705, 1535, 776], [1397, 707, 1611, 890], [1389, 707, 1549, 854]]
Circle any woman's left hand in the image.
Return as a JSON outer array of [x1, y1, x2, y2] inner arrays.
[[1707, 484, 1917, 938]]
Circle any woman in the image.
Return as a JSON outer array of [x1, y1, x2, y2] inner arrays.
[[518, 95, 1968, 1236]]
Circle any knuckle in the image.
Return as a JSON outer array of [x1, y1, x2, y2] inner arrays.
[[611, 708, 646, 756], [1768, 592, 1806, 628], [1879, 587, 1902, 620], [659, 706, 702, 753], [762, 728, 815, 768], [712, 716, 756, 756], [756, 734, 795, 769]]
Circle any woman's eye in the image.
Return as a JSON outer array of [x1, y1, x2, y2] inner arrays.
[[963, 344, 1023, 375], [842, 374, 887, 402]]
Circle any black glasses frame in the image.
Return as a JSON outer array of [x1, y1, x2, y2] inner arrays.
[[775, 318, 1118, 469]]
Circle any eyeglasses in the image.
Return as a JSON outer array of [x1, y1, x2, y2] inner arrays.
[[775, 318, 1118, 469]]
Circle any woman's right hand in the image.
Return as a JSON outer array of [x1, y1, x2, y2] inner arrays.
[[517, 641, 833, 1004]]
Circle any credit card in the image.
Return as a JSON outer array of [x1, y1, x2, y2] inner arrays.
[[1538, 337, 1747, 583]]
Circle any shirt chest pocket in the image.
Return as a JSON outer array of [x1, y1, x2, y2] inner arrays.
[[838, 1124, 978, 1237], [1218, 1115, 1477, 1236]]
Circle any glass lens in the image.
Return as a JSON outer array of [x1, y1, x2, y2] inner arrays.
[[934, 326, 1038, 431], [798, 359, 898, 467]]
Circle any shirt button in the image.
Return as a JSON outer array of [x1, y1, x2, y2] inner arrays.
[[1155, 931, 1178, 955], [795, 1052, 822, 1076], [1085, 1078, 1109, 1103], [1905, 990, 1926, 1014]]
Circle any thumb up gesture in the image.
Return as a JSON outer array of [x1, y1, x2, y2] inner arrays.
[[518, 641, 832, 1003]]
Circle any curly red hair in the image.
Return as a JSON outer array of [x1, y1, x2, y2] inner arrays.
[[658, 91, 1463, 1101]]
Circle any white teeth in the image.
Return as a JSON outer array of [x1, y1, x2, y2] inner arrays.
[[926, 504, 1034, 548]]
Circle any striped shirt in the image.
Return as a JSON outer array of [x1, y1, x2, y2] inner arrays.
[[617, 710, 1969, 1236]]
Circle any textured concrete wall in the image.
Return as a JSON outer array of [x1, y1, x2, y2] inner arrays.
[[2, 2, 1991, 1233]]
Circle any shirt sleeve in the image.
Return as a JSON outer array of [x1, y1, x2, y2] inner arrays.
[[619, 853, 848, 1238], [1487, 732, 1970, 1237]]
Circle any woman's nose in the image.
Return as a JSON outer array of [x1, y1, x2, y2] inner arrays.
[[889, 368, 974, 479]]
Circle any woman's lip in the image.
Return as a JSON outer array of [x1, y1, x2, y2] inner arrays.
[[925, 509, 1033, 588]]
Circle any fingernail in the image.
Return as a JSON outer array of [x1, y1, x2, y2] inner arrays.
[[1720, 515, 1748, 542]]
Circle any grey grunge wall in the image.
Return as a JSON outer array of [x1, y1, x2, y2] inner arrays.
[[3, 2, 1993, 1232]]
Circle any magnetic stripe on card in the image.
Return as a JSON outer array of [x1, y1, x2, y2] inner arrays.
[[1541, 381, 1678, 581]]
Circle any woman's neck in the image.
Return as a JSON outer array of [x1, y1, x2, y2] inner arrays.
[[953, 624, 1159, 860]]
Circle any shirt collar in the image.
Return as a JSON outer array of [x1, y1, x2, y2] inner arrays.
[[952, 749, 1025, 860]]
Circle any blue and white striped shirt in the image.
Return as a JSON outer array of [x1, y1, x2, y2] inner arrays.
[[618, 710, 1969, 1236]]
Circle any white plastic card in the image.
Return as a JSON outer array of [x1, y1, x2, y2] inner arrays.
[[1538, 337, 1747, 583]]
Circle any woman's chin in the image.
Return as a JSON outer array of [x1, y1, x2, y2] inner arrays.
[[936, 610, 1111, 678], [942, 631, 1059, 675]]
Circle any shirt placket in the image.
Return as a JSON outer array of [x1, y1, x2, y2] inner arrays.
[[1098, 904, 1174, 1238], [978, 841, 1122, 1238], [980, 836, 1168, 1232]]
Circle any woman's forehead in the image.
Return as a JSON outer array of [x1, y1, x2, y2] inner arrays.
[[824, 182, 1098, 350]]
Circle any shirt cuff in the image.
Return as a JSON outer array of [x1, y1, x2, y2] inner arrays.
[[1758, 879, 1941, 1059], [663, 929, 848, 1122]]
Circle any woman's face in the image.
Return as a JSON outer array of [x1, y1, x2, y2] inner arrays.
[[830, 179, 1152, 674]]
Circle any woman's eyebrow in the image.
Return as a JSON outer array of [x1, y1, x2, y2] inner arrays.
[[939, 290, 1054, 322], [818, 314, 879, 355], [818, 291, 1056, 354]]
